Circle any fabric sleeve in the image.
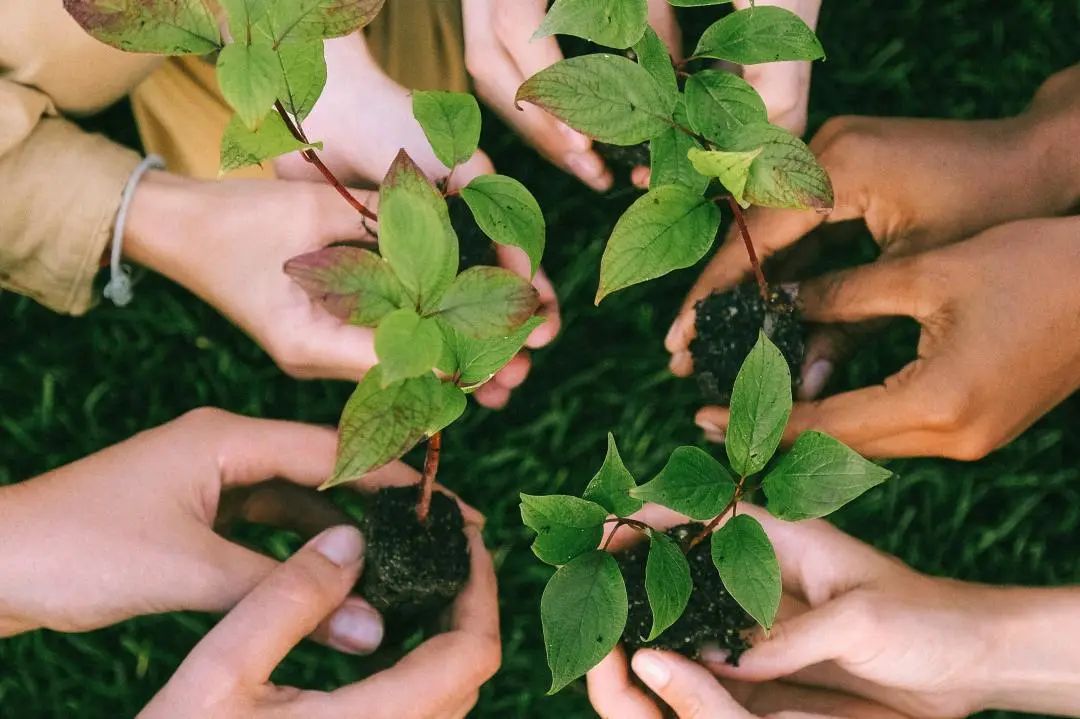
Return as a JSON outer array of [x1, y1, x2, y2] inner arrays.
[[0, 79, 141, 315]]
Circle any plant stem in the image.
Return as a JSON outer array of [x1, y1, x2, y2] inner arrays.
[[686, 475, 747, 550], [273, 102, 379, 222], [601, 517, 650, 550], [726, 195, 769, 300], [416, 431, 442, 525]]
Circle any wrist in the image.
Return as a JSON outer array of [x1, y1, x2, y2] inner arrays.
[[977, 586, 1080, 714], [122, 170, 205, 283]]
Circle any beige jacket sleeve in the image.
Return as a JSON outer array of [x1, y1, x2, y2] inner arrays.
[[0, 3, 159, 315]]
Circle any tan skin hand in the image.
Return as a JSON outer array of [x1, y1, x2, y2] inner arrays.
[[667, 64, 1080, 381], [0, 409, 478, 656], [140, 523, 500, 719], [697, 215, 1080, 459]]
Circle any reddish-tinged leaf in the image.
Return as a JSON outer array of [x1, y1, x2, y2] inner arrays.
[[284, 246, 405, 326]]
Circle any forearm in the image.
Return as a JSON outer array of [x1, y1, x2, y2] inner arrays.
[[979, 585, 1080, 715]]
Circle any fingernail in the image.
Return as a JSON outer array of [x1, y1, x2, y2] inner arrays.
[[328, 601, 384, 654], [780, 282, 800, 302], [801, 359, 833, 400], [311, 525, 364, 567], [696, 417, 722, 434], [632, 651, 671, 689], [699, 644, 730, 664], [568, 152, 601, 178]]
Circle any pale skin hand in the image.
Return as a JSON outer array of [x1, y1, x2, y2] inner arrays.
[[590, 504, 1080, 718], [585, 505, 908, 719], [123, 169, 554, 408], [733, 0, 822, 137], [140, 523, 500, 719], [0, 408, 452, 652], [274, 31, 562, 405], [697, 215, 1080, 459], [462, 0, 682, 193]]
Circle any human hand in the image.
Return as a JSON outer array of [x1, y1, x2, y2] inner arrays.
[[140, 522, 500, 718], [695, 215, 1080, 459], [461, 0, 681, 192], [732, 0, 821, 137], [666, 65, 1080, 380], [124, 171, 557, 408], [589, 645, 908, 719], [0, 408, 404, 647]]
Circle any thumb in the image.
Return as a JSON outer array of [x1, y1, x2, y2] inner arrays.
[[702, 596, 862, 683], [632, 649, 756, 718], [185, 525, 367, 685]]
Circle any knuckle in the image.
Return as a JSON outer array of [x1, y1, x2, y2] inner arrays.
[[840, 590, 881, 635], [177, 406, 230, 429], [921, 386, 972, 432], [945, 428, 998, 461]]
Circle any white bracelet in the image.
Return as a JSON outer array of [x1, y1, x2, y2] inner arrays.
[[103, 154, 166, 307]]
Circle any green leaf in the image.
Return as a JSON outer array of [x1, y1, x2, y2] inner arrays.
[[378, 150, 458, 310], [275, 39, 327, 121], [516, 55, 674, 145], [694, 6, 825, 64], [630, 446, 736, 520], [437, 316, 543, 387], [763, 431, 892, 520], [460, 175, 546, 276], [258, 0, 385, 44], [412, 91, 481, 169], [711, 514, 780, 629], [633, 26, 678, 106], [542, 551, 627, 694], [583, 434, 642, 517], [724, 123, 833, 210], [220, 0, 268, 40], [219, 111, 319, 172], [428, 381, 467, 434], [520, 495, 609, 566], [726, 331, 792, 476], [63, 0, 221, 55], [534, 0, 648, 49], [649, 98, 708, 194], [645, 532, 692, 641], [436, 267, 540, 339], [216, 42, 283, 130], [685, 70, 767, 143], [596, 185, 721, 303], [283, 246, 405, 326], [687, 147, 762, 207], [373, 308, 444, 386], [324, 368, 445, 488]]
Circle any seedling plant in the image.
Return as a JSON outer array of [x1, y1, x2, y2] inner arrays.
[[65, 0, 549, 609], [521, 332, 892, 693]]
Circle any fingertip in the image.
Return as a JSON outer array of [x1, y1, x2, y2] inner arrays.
[[494, 353, 531, 389], [525, 313, 559, 348], [669, 351, 694, 377], [695, 407, 729, 437], [664, 311, 695, 354], [324, 597, 384, 655], [474, 382, 510, 410], [630, 650, 672, 691], [630, 165, 651, 189]]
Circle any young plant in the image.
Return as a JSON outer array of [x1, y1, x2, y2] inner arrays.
[[516, 0, 831, 304], [521, 332, 891, 693], [65, 1, 549, 525]]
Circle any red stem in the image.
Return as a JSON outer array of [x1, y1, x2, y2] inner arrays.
[[687, 476, 747, 550], [601, 516, 650, 550], [273, 102, 378, 222], [726, 195, 769, 300], [416, 431, 442, 525]]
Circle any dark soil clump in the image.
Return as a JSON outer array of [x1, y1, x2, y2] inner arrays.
[[448, 194, 498, 270], [595, 141, 650, 174], [616, 524, 754, 664], [691, 283, 806, 404], [359, 486, 470, 624]]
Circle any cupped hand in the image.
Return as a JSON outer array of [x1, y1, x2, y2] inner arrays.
[[667, 64, 1080, 381], [695, 215, 1080, 459], [0, 408, 421, 650], [139, 522, 500, 718], [588, 503, 1000, 718]]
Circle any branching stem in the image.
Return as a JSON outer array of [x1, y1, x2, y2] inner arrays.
[[416, 431, 442, 525], [601, 516, 650, 550], [687, 475, 747, 550], [273, 102, 378, 222]]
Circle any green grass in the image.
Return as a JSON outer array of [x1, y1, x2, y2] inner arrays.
[[2, 1, 1078, 716]]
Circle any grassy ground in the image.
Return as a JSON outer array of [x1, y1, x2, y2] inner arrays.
[[2, 1, 1079, 716]]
